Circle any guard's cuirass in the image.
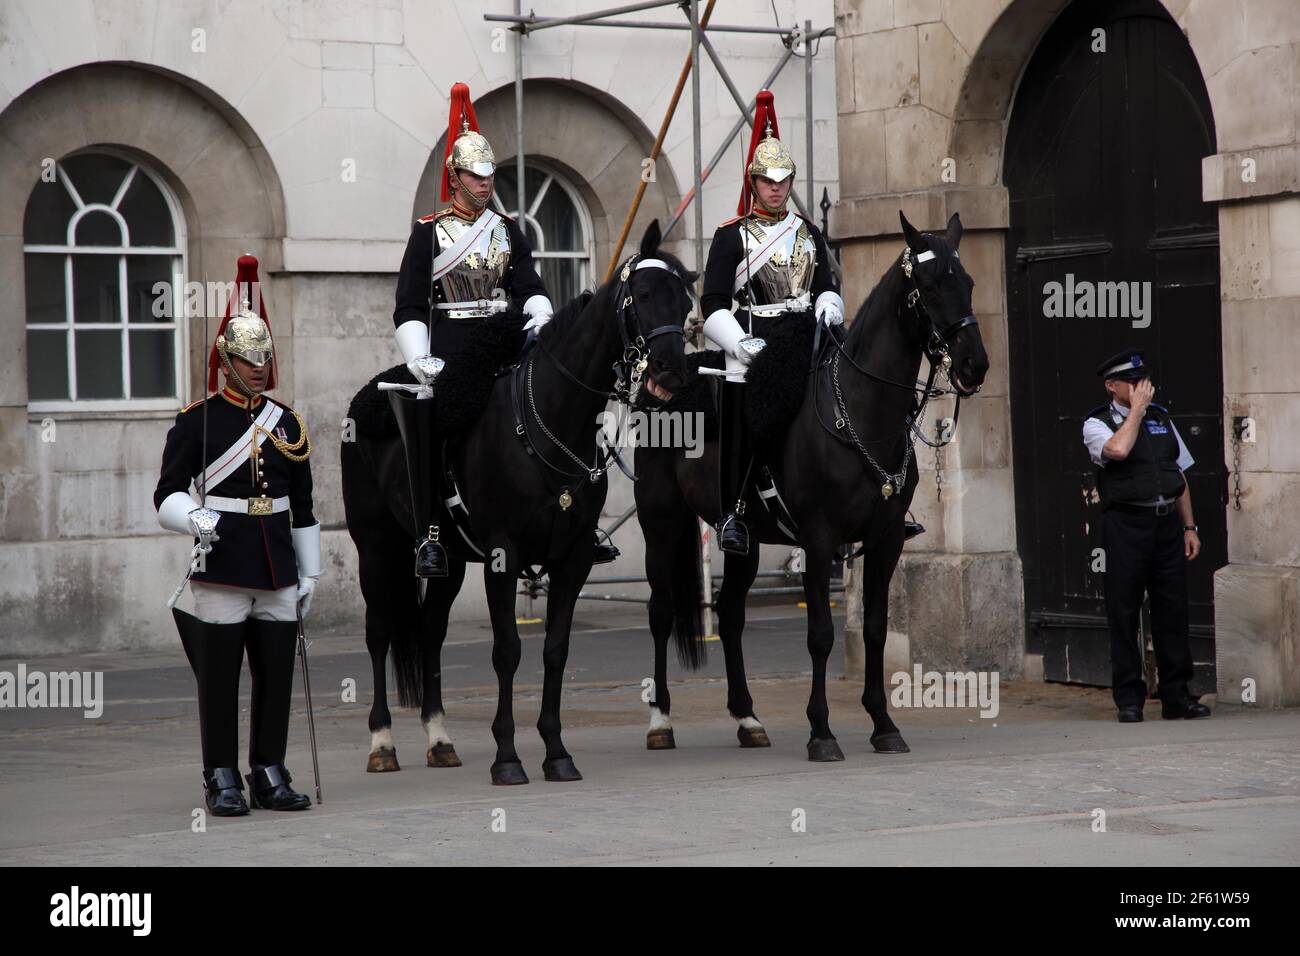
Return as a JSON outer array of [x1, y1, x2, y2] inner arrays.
[[435, 212, 510, 304], [742, 216, 815, 303]]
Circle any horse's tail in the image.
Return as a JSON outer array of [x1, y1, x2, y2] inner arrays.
[[390, 582, 425, 709], [670, 511, 707, 670]]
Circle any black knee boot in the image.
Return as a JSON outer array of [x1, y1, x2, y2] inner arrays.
[[244, 618, 311, 811], [718, 381, 753, 555], [389, 390, 448, 578], [173, 608, 249, 817]]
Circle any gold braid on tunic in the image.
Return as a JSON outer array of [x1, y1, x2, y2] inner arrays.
[[253, 409, 312, 462]]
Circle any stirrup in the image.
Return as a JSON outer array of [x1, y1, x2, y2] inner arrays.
[[415, 526, 448, 578], [719, 512, 750, 555]]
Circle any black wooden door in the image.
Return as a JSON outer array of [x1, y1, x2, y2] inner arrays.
[[1005, 0, 1224, 692]]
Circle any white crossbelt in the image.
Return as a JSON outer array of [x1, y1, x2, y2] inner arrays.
[[204, 494, 290, 515]]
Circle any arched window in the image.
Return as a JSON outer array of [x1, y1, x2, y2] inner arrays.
[[491, 163, 593, 305], [23, 150, 186, 408]]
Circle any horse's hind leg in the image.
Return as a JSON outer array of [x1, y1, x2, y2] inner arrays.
[[365, 603, 400, 772], [422, 558, 467, 767], [859, 534, 909, 754], [717, 547, 769, 747], [536, 556, 587, 782], [802, 537, 845, 762], [484, 560, 528, 785]]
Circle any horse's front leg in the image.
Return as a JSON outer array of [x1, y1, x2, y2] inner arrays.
[[536, 553, 589, 782], [422, 557, 467, 767], [365, 603, 400, 772], [717, 547, 769, 747], [859, 531, 910, 753], [802, 537, 845, 762], [484, 558, 529, 785]]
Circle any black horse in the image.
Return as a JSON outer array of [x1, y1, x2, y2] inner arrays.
[[635, 211, 989, 760], [343, 222, 694, 785]]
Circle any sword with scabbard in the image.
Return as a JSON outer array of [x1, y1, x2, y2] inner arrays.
[[167, 270, 222, 608], [296, 601, 323, 804]]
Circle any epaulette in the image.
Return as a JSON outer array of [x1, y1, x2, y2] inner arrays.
[[416, 210, 449, 224], [181, 397, 205, 414], [718, 215, 744, 228]]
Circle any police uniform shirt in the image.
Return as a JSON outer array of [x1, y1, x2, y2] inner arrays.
[[393, 210, 548, 354], [154, 388, 315, 591], [701, 214, 838, 323], [1082, 400, 1194, 503]]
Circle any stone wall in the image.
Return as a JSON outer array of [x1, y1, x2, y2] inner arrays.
[[834, 0, 1300, 706]]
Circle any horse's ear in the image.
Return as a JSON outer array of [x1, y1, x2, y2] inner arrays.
[[946, 211, 963, 249], [899, 210, 924, 251], [639, 219, 662, 257]]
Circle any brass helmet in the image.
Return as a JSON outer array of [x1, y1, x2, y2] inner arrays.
[[207, 254, 278, 392], [446, 127, 496, 180], [747, 124, 796, 184], [441, 82, 495, 205], [739, 90, 795, 216], [217, 301, 273, 370]]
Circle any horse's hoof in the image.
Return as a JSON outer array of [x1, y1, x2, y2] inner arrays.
[[807, 737, 845, 762], [542, 756, 583, 782], [737, 726, 771, 748], [871, 732, 911, 754], [646, 729, 676, 750], [427, 743, 462, 768], [490, 761, 529, 786], [366, 747, 400, 773]]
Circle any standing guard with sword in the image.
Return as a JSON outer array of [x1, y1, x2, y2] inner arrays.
[[154, 254, 321, 817]]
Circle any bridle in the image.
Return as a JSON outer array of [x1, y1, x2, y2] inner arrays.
[[819, 242, 982, 498], [520, 254, 689, 486]]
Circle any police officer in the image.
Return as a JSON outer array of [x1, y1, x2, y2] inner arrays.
[[701, 89, 842, 554], [1082, 348, 1210, 723], [155, 255, 318, 815], [390, 83, 622, 575]]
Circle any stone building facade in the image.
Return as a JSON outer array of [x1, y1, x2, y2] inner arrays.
[[0, 0, 838, 655], [834, 0, 1300, 706]]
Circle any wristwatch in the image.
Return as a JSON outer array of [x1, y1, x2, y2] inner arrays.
[[1183, 524, 1198, 532]]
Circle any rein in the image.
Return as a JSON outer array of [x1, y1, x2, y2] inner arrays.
[[517, 255, 688, 489], [817, 245, 981, 497]]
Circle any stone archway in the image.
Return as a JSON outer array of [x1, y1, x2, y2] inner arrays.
[[0, 62, 288, 411]]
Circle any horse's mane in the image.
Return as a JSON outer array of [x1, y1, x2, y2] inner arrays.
[[536, 247, 694, 345], [844, 249, 906, 350], [843, 233, 956, 350]]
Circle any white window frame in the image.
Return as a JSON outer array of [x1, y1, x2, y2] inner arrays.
[[24, 147, 189, 414], [491, 161, 594, 292]]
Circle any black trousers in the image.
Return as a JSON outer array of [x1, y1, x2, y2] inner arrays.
[[1101, 506, 1194, 708]]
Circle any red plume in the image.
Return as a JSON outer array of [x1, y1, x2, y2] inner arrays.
[[441, 82, 481, 202], [207, 254, 275, 392], [738, 90, 781, 216]]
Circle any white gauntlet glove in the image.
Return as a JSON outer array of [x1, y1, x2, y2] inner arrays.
[[703, 309, 756, 364], [157, 492, 220, 542], [395, 320, 438, 385], [292, 523, 321, 618], [521, 294, 555, 333], [815, 291, 845, 328]]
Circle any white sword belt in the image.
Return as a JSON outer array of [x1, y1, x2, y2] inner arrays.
[[437, 299, 510, 320], [744, 292, 812, 318], [204, 494, 290, 516]]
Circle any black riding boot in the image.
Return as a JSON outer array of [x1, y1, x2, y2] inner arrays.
[[174, 608, 250, 817], [244, 618, 312, 811], [718, 381, 752, 555], [389, 390, 448, 578], [593, 530, 620, 564]]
